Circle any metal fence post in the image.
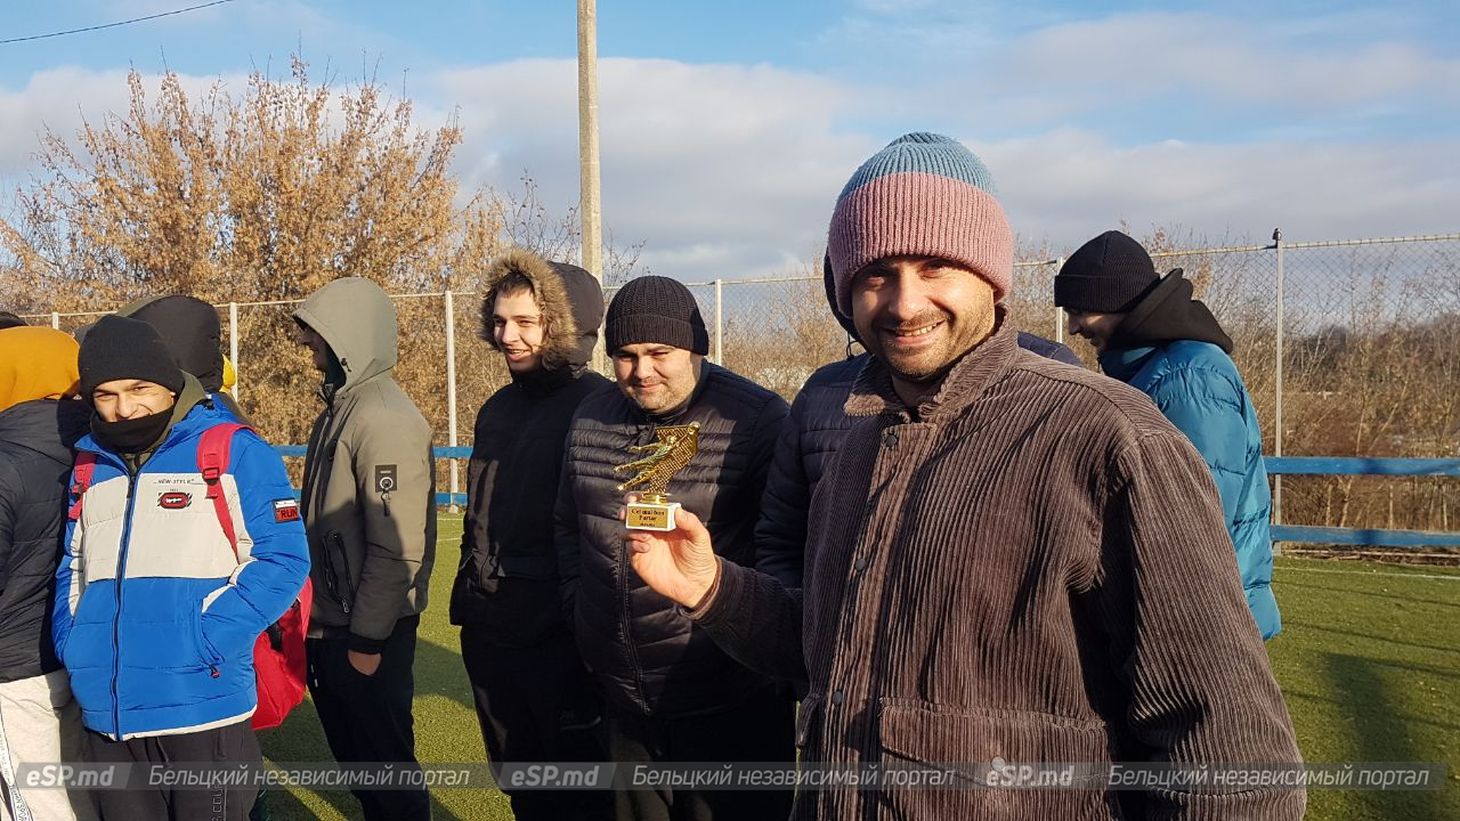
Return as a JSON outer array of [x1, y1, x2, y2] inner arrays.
[[1272, 229, 1285, 530], [1052, 257, 1065, 344], [444, 290, 461, 513], [51, 311, 59, 330], [713, 278, 724, 365], [228, 302, 239, 401]]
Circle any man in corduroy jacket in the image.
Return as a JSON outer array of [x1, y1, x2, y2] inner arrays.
[[754, 263, 1083, 588], [627, 133, 1305, 820]]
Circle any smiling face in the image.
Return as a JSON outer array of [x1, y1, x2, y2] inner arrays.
[[612, 342, 703, 415], [850, 255, 997, 396], [492, 287, 546, 373], [91, 378, 177, 422]]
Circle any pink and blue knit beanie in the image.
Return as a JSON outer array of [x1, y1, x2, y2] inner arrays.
[[827, 132, 1014, 315]]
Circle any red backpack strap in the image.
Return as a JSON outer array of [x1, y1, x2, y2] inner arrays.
[[67, 452, 99, 521], [198, 423, 253, 561]]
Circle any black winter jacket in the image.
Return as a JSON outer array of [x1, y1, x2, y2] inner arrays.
[[449, 251, 612, 645], [556, 363, 788, 717], [0, 399, 89, 683]]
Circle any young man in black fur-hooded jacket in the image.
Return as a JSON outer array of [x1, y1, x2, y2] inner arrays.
[[449, 250, 613, 821]]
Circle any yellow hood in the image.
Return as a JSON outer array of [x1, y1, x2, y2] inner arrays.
[[0, 326, 81, 412]]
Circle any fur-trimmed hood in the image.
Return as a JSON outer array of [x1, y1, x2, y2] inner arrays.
[[479, 249, 604, 370]]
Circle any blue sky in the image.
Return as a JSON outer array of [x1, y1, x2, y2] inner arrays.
[[2, 0, 1457, 280]]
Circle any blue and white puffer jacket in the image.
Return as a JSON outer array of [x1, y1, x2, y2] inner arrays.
[[1100, 341, 1281, 639], [53, 399, 309, 740]]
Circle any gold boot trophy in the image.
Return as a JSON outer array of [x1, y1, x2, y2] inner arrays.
[[615, 422, 701, 531]]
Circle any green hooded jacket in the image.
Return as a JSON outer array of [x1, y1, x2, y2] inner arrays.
[[294, 278, 436, 650]]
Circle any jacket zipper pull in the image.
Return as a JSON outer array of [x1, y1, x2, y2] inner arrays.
[[209, 665, 220, 679], [382, 490, 392, 518]]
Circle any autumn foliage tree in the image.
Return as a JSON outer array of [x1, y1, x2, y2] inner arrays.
[[0, 58, 506, 448]]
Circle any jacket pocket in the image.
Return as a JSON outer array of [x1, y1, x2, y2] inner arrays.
[[493, 554, 557, 581], [790, 692, 824, 819], [795, 691, 824, 750], [877, 700, 1120, 820], [321, 530, 356, 615], [191, 608, 224, 668]]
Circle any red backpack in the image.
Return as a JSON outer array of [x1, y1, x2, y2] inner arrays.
[[70, 422, 312, 731]]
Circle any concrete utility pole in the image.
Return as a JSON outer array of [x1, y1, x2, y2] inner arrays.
[[578, 0, 608, 372]]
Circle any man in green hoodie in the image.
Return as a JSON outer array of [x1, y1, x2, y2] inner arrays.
[[294, 278, 436, 821]]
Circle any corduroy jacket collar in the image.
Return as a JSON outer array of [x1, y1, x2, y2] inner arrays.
[[844, 307, 1018, 423]]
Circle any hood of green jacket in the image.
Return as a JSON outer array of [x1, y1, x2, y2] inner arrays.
[[292, 277, 398, 394]]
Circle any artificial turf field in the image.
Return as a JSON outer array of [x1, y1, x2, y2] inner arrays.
[[261, 515, 1458, 820]]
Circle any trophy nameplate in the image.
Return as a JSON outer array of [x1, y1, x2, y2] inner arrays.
[[615, 422, 701, 532]]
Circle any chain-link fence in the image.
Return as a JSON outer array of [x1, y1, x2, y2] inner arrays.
[[18, 232, 1460, 531]]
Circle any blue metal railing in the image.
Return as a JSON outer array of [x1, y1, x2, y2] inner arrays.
[[1264, 457, 1460, 478], [275, 448, 1460, 548], [1263, 457, 1460, 547]]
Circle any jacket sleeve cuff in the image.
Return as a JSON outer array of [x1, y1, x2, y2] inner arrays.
[[347, 633, 387, 654], [684, 558, 735, 625]]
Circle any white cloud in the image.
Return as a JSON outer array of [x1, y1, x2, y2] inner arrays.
[[984, 129, 1460, 249], [998, 12, 1460, 108], [0, 67, 256, 182], [433, 58, 881, 278], [430, 53, 1458, 281], [3, 46, 1455, 288], [0, 68, 132, 179]]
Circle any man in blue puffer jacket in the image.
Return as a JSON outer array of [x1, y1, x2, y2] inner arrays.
[[1054, 230, 1280, 639], [53, 316, 309, 820]]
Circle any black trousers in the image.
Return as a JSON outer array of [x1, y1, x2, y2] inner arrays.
[[605, 688, 795, 821], [307, 616, 429, 821], [459, 625, 611, 821], [84, 719, 259, 821]]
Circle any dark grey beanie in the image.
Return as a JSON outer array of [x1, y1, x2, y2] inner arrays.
[[604, 276, 710, 355], [1054, 230, 1160, 314]]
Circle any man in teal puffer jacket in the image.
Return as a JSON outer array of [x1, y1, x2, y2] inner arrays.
[[1054, 230, 1280, 639]]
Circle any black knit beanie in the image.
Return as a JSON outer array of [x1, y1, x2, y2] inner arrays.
[[1054, 230, 1160, 314], [78, 315, 185, 398], [605, 276, 710, 355]]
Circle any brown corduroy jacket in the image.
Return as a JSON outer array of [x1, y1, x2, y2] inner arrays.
[[693, 319, 1305, 820]]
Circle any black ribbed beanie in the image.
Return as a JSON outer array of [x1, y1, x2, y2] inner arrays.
[[1054, 230, 1160, 313], [604, 276, 710, 355], [78, 315, 185, 398]]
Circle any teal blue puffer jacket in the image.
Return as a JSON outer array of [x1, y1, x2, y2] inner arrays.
[[1101, 341, 1280, 639]]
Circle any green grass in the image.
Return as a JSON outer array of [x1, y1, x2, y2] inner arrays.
[[260, 515, 511, 821], [1264, 557, 1459, 820], [260, 517, 1460, 819]]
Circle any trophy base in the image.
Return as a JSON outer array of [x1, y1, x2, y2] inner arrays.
[[626, 501, 681, 532]]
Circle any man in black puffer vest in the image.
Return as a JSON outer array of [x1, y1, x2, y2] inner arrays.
[[556, 276, 792, 821], [449, 249, 612, 820]]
